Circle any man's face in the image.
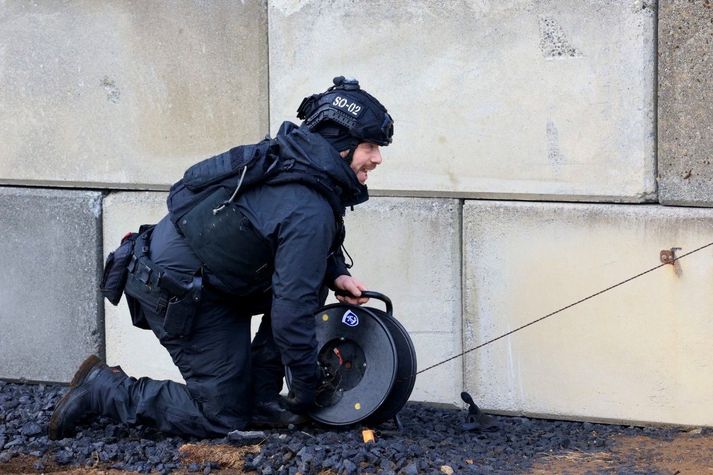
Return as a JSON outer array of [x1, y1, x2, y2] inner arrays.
[[349, 143, 383, 184]]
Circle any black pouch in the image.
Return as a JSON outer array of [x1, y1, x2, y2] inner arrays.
[[124, 291, 150, 330], [163, 275, 202, 338], [177, 188, 274, 295], [100, 233, 139, 305], [123, 268, 163, 330]]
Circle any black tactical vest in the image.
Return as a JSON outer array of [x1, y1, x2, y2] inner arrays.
[[166, 135, 348, 296]]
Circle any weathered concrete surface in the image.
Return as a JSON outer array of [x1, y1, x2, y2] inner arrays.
[[463, 200, 713, 426], [105, 193, 462, 405], [658, 0, 713, 207], [0, 1, 268, 189], [337, 198, 462, 405], [269, 0, 656, 201], [0, 187, 102, 382], [102, 192, 183, 382]]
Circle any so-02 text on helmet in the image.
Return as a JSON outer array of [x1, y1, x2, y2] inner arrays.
[[297, 76, 394, 148]]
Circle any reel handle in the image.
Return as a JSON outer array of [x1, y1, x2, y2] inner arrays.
[[334, 289, 393, 316]]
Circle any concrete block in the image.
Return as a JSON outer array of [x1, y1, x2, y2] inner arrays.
[[338, 198, 462, 405], [0, 1, 268, 189], [0, 187, 102, 382], [658, 0, 713, 206], [104, 194, 462, 404], [269, 0, 656, 201], [102, 192, 183, 382], [463, 200, 713, 426], [103, 192, 264, 383]]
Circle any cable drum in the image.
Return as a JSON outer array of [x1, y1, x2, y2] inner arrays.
[[289, 291, 417, 427], [362, 299, 418, 426]]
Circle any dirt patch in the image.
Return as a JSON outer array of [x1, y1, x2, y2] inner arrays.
[[529, 430, 713, 474], [0, 444, 260, 474], [529, 450, 618, 473], [179, 443, 260, 469], [0, 453, 126, 474]]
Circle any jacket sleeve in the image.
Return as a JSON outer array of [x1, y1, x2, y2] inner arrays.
[[269, 203, 337, 373], [325, 247, 351, 289]]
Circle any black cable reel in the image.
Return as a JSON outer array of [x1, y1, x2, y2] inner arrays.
[[288, 291, 417, 427]]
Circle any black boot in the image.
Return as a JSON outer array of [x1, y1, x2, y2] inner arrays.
[[48, 355, 126, 440], [250, 398, 309, 429]]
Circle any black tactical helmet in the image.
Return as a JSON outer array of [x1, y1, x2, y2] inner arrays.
[[297, 76, 394, 146]]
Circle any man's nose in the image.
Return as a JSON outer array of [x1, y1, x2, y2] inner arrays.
[[373, 148, 383, 164]]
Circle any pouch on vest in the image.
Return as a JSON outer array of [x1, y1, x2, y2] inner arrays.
[[176, 187, 274, 296], [121, 225, 159, 329], [100, 233, 139, 305], [163, 275, 202, 338], [123, 269, 158, 330], [124, 291, 150, 330]]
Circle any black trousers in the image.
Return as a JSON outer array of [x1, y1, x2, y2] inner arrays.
[[100, 287, 284, 438]]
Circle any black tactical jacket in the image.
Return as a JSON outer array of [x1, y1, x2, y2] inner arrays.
[[150, 121, 368, 373]]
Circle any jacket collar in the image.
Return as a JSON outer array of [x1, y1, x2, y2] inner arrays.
[[274, 121, 369, 209]]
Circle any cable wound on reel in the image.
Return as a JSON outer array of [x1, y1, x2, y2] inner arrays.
[[288, 291, 417, 427]]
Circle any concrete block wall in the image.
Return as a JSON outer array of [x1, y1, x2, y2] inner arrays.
[[269, 0, 656, 201], [102, 194, 463, 405], [102, 192, 183, 383], [339, 198, 463, 405], [658, 0, 713, 206], [3, 0, 713, 427], [0, 188, 102, 383], [0, 0, 269, 382], [0, 1, 268, 189], [463, 201, 713, 426]]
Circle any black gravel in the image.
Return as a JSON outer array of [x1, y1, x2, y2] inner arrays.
[[0, 380, 693, 473]]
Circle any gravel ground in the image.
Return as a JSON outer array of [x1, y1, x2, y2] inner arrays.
[[0, 380, 709, 474]]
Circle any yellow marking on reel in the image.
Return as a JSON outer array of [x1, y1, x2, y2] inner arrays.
[[322, 314, 329, 321], [354, 403, 361, 410]]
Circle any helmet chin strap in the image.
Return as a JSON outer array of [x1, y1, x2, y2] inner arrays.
[[343, 147, 356, 166]]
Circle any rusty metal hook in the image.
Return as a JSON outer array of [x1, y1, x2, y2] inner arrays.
[[660, 247, 682, 265]]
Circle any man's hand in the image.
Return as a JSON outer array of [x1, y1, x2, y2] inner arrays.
[[334, 275, 369, 305]]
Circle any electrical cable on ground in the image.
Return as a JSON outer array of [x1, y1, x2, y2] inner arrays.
[[416, 240, 713, 375]]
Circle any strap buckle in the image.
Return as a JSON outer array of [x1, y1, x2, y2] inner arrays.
[[137, 263, 152, 285]]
